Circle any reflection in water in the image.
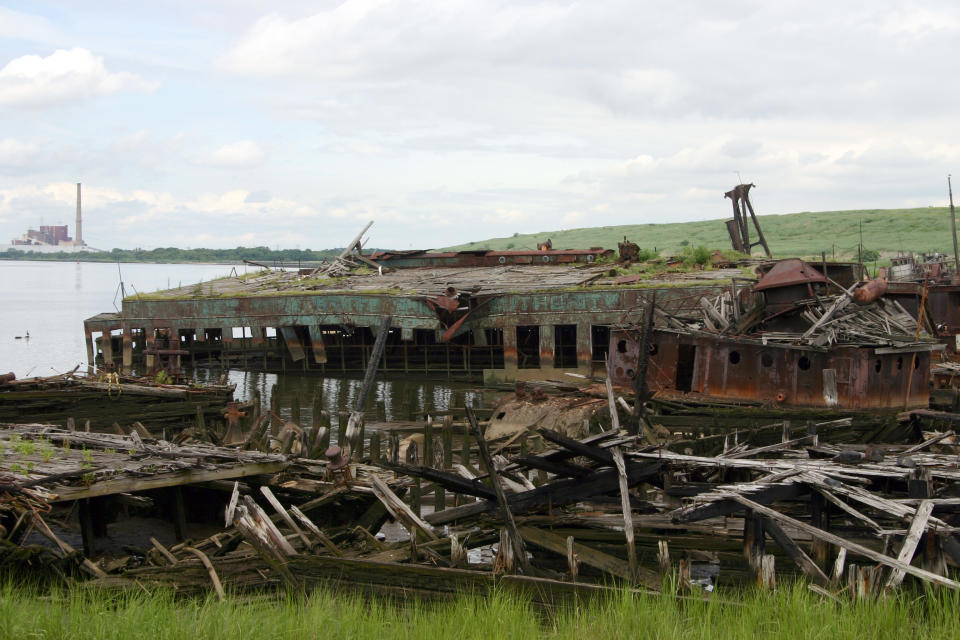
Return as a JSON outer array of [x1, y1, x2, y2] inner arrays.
[[187, 367, 503, 432]]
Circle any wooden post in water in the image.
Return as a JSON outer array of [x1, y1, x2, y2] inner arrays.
[[437, 415, 453, 511], [270, 383, 279, 416], [423, 417, 434, 468], [369, 431, 381, 464], [291, 393, 301, 425], [312, 392, 322, 428], [411, 478, 422, 518], [467, 405, 529, 573]]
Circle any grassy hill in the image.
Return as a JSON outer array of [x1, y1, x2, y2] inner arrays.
[[445, 207, 958, 261]]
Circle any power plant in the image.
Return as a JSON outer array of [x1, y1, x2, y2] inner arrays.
[[5, 182, 99, 253]]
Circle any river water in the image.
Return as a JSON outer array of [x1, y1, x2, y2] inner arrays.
[[0, 260, 497, 425]]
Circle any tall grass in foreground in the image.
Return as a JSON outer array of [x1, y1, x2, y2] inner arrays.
[[1, 581, 959, 640]]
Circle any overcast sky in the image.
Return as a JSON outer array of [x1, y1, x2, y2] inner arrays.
[[0, 1, 957, 250]]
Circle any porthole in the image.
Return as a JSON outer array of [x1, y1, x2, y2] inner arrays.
[[874, 359, 882, 373], [586, 254, 595, 262], [617, 339, 628, 353], [542, 255, 551, 263], [498, 256, 506, 264], [798, 356, 811, 371], [729, 350, 741, 365]]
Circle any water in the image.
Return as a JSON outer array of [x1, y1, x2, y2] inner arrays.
[[0, 260, 241, 378], [0, 259, 501, 423]]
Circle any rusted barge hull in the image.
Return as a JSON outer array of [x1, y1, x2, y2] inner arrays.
[[610, 328, 933, 410], [84, 272, 729, 383]]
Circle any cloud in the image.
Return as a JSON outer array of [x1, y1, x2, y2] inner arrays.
[[0, 7, 60, 43], [0, 138, 45, 173], [198, 140, 266, 168], [0, 48, 157, 108], [0, 183, 317, 244]]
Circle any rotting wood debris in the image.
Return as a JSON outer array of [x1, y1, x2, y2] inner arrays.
[[3, 397, 960, 603]]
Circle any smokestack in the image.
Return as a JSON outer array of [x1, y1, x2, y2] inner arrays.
[[75, 182, 82, 245]]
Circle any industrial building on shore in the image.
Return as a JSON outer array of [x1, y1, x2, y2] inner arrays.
[[3, 182, 101, 254]]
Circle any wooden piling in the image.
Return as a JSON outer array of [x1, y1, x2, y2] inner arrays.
[[370, 431, 381, 464]]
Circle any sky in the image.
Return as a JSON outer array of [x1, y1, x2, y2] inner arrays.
[[0, 1, 958, 251]]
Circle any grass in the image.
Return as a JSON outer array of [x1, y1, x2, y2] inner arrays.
[[445, 206, 960, 261], [2, 580, 960, 639]]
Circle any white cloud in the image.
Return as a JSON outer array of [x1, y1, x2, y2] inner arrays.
[[198, 140, 266, 168], [0, 183, 316, 239], [0, 138, 43, 171], [0, 7, 60, 43], [0, 48, 157, 108]]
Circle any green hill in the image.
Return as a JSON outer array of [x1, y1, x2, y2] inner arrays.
[[445, 207, 959, 261]]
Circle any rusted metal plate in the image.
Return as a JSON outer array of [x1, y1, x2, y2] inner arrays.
[[610, 329, 931, 409], [368, 248, 613, 268], [278, 327, 305, 362], [754, 259, 826, 291]]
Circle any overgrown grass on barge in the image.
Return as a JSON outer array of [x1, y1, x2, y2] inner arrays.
[[1, 580, 959, 640]]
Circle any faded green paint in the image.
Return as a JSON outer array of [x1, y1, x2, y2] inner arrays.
[[85, 282, 726, 381], [90, 285, 722, 335]]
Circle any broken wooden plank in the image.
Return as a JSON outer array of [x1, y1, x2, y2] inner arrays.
[[260, 486, 312, 549], [760, 516, 830, 587], [729, 494, 959, 590], [183, 546, 225, 601], [518, 526, 660, 590], [468, 405, 529, 573], [427, 460, 662, 526], [31, 513, 107, 579], [885, 500, 935, 589], [370, 475, 438, 541], [611, 446, 637, 578], [288, 505, 343, 557]]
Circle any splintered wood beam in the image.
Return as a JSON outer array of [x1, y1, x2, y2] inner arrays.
[[371, 476, 438, 541], [518, 526, 660, 590], [760, 516, 830, 587], [730, 494, 959, 590], [426, 460, 662, 526], [886, 500, 935, 589], [31, 513, 107, 579], [671, 482, 806, 523], [355, 315, 392, 413], [538, 428, 615, 466], [468, 405, 529, 572], [381, 462, 497, 500], [49, 461, 288, 502], [611, 446, 637, 577], [510, 455, 594, 479], [184, 547, 225, 601]]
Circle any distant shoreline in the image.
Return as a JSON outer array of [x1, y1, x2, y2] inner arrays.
[[0, 246, 349, 265]]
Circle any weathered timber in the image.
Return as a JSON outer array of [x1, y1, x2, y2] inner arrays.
[[381, 462, 496, 500], [885, 500, 935, 589], [760, 516, 830, 587], [426, 460, 662, 526], [729, 494, 960, 590], [672, 482, 806, 523], [518, 526, 660, 590], [468, 405, 529, 572]]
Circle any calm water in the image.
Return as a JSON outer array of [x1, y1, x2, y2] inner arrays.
[[0, 260, 242, 378], [0, 260, 497, 424]]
